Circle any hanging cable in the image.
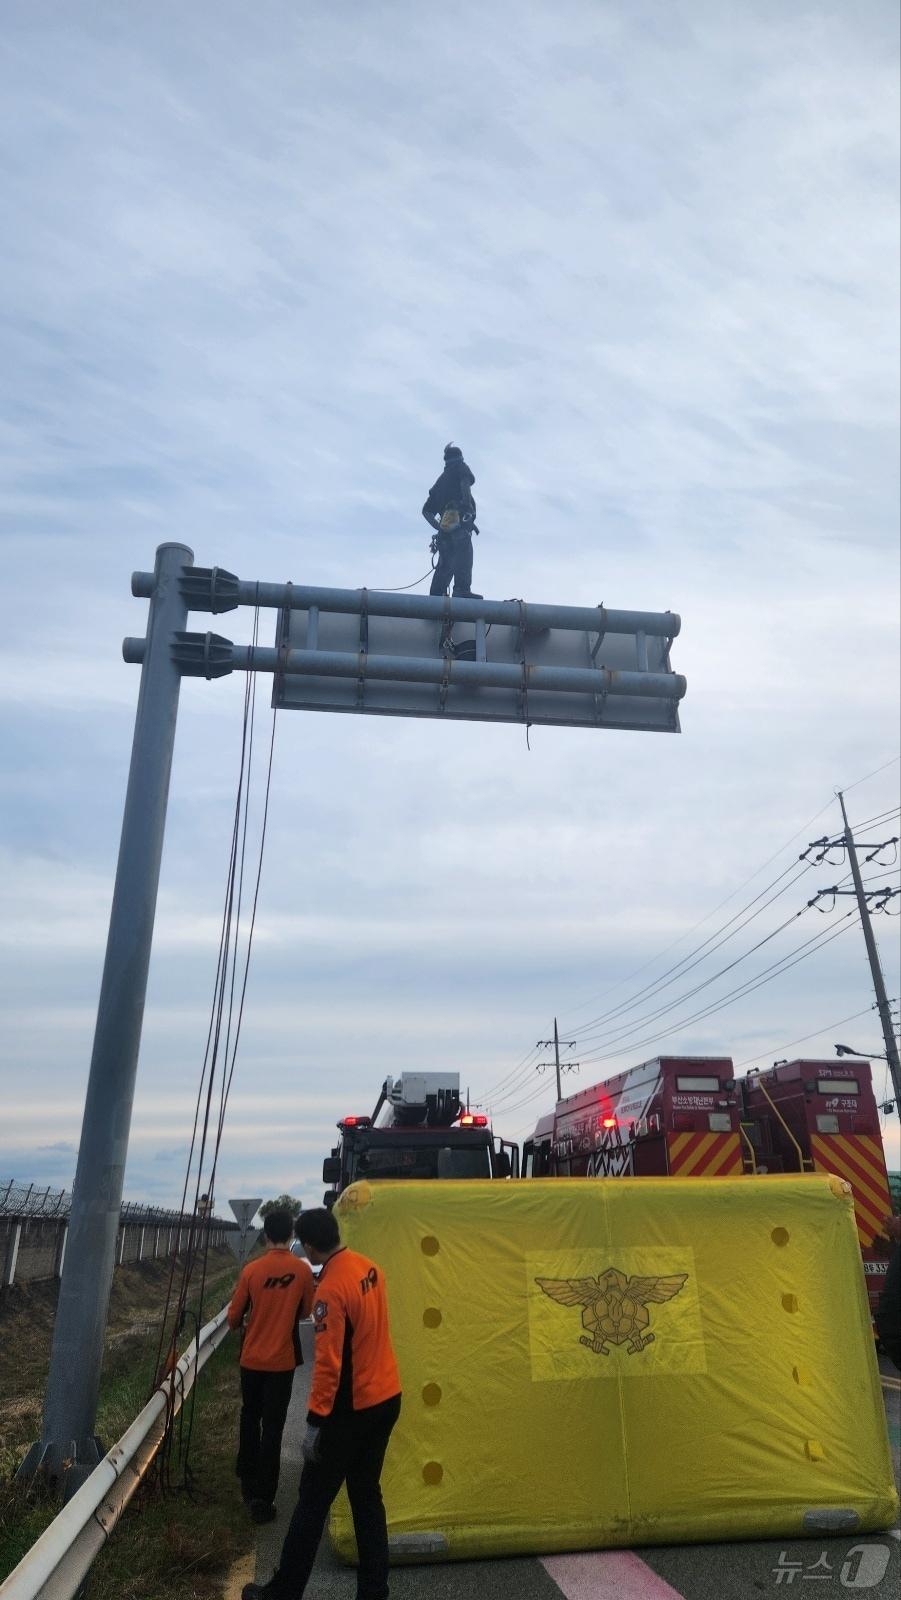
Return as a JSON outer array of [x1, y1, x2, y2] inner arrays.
[[180, 697, 279, 1482], [370, 567, 436, 593], [150, 648, 257, 1407], [150, 601, 278, 1494]]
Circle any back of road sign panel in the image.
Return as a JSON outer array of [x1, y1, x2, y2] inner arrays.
[[329, 1176, 897, 1562], [273, 606, 681, 731]]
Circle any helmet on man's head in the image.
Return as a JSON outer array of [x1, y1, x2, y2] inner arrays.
[[444, 442, 463, 461]]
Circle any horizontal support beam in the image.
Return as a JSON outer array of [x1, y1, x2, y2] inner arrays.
[[123, 635, 686, 701], [130, 566, 680, 639]]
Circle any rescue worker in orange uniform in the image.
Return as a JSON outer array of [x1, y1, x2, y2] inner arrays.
[[228, 1209, 315, 1523], [243, 1208, 402, 1600]]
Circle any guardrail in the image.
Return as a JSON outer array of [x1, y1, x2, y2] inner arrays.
[[0, 1304, 231, 1600]]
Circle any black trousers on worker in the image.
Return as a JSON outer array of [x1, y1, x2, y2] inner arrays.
[[236, 1367, 295, 1506], [271, 1394, 401, 1600], [429, 528, 474, 597]]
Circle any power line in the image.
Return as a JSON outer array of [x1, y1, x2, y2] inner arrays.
[[574, 903, 813, 1057], [735, 1004, 881, 1069], [854, 805, 901, 834], [576, 911, 861, 1070], [495, 924, 871, 1126], [476, 762, 900, 1114], [478, 1044, 542, 1104], [490, 1073, 558, 1122], [566, 862, 813, 1044], [556, 796, 841, 1029], [841, 753, 900, 795]]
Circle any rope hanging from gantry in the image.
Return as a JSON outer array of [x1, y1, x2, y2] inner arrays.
[[149, 597, 278, 1496]]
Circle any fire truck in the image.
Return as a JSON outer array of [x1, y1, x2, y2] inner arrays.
[[740, 1059, 892, 1317], [322, 1071, 519, 1204], [522, 1054, 893, 1318]]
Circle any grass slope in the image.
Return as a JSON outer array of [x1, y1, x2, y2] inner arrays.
[[0, 1248, 256, 1595]]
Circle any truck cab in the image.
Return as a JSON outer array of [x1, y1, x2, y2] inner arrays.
[[322, 1072, 518, 1203]]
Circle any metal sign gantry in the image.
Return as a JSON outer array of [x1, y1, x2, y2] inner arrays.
[[25, 543, 687, 1484], [126, 562, 685, 732]]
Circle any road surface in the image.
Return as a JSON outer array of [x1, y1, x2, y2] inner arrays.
[[224, 1332, 900, 1600]]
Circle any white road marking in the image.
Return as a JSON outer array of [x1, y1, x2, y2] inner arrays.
[[541, 1549, 685, 1599]]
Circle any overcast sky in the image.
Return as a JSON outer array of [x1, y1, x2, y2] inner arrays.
[[1, 0, 899, 1216]]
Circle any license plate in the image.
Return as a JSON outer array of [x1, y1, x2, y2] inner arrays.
[[866, 1262, 889, 1275]]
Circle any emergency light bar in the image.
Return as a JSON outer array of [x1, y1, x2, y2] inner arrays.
[[459, 1113, 488, 1127], [340, 1115, 372, 1128]]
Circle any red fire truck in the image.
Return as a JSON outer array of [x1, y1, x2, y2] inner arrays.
[[522, 1054, 893, 1318], [740, 1059, 892, 1316], [522, 1056, 744, 1180]]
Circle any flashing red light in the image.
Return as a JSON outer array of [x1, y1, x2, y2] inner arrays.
[[340, 1115, 371, 1128], [459, 1113, 488, 1127], [601, 1116, 617, 1129]]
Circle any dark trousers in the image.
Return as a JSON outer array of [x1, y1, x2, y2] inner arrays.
[[429, 529, 474, 597], [236, 1366, 294, 1505], [273, 1394, 401, 1600]]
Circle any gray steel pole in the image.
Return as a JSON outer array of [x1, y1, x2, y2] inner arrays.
[[21, 542, 193, 1485], [553, 1018, 562, 1103], [837, 790, 901, 1109]]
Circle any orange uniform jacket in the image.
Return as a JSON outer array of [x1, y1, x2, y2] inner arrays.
[[227, 1249, 315, 1372], [308, 1246, 401, 1423]]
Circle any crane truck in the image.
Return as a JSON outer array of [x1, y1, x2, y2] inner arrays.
[[322, 1071, 519, 1204]]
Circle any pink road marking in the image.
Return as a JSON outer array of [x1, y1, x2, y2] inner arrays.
[[541, 1549, 685, 1600]]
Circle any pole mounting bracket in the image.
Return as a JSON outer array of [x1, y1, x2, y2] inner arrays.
[[179, 566, 240, 614], [172, 631, 234, 679]]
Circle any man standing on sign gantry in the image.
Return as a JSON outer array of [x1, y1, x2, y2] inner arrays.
[[422, 442, 481, 599]]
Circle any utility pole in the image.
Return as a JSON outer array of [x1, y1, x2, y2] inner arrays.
[[21, 543, 193, 1485], [837, 791, 901, 1109], [803, 795, 901, 1111], [536, 1018, 579, 1101]]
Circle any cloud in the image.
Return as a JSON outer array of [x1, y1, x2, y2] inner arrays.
[[1, 2, 898, 1208]]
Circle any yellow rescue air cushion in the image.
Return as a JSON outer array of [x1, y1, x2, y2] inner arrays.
[[330, 1175, 898, 1561]]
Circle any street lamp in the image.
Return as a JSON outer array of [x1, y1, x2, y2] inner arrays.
[[834, 1046, 896, 1115]]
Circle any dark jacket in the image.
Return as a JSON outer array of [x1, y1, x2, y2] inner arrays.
[[422, 459, 476, 526]]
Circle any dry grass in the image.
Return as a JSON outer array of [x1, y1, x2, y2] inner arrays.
[[0, 1248, 254, 1594]]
